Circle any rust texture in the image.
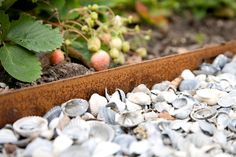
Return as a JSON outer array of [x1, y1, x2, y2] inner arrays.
[[0, 41, 236, 127]]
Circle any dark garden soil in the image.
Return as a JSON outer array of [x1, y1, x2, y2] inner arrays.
[[1, 16, 236, 92]]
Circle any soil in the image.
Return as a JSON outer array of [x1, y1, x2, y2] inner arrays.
[[1, 15, 236, 91]]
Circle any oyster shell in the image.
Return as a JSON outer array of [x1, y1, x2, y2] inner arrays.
[[13, 116, 48, 137], [62, 99, 89, 117]]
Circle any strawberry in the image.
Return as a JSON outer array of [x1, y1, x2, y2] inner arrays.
[[49, 49, 65, 65], [91, 50, 110, 71]]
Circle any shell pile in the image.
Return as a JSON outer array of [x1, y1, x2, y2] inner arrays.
[[1, 54, 236, 157]]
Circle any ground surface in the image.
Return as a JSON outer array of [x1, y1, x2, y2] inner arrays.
[[1, 16, 236, 91]]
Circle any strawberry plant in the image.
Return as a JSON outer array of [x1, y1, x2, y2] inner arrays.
[[0, 11, 63, 82]]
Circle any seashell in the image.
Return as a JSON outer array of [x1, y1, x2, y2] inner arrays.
[[81, 112, 95, 121], [216, 113, 230, 130], [169, 105, 192, 119], [154, 102, 172, 113], [43, 106, 62, 123], [129, 140, 150, 155], [0, 129, 18, 144], [24, 138, 52, 157], [212, 54, 229, 69], [152, 81, 171, 91], [218, 94, 236, 107], [127, 92, 151, 105], [40, 129, 54, 140], [62, 118, 90, 143], [106, 100, 126, 113], [179, 79, 199, 91], [172, 97, 188, 109], [228, 119, 236, 132], [222, 62, 236, 75], [195, 88, 226, 105], [116, 111, 144, 128], [13, 116, 48, 137], [187, 132, 212, 148], [113, 134, 137, 154], [190, 107, 217, 121], [199, 120, 215, 136], [126, 100, 142, 112], [200, 63, 219, 75], [213, 130, 227, 145], [92, 142, 120, 157], [181, 69, 195, 80], [97, 107, 117, 125], [170, 76, 183, 90], [89, 93, 108, 116], [108, 89, 126, 104], [53, 135, 73, 155], [62, 98, 89, 117], [59, 145, 90, 157], [87, 121, 115, 142], [143, 111, 158, 121], [132, 84, 151, 95], [218, 73, 236, 87], [160, 91, 177, 103]]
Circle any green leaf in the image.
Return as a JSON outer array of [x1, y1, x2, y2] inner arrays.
[[72, 41, 92, 63], [0, 11, 10, 41], [0, 0, 17, 10], [0, 44, 42, 82], [7, 14, 63, 52]]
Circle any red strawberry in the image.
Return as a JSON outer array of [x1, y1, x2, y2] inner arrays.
[[50, 49, 65, 65], [91, 50, 110, 71]]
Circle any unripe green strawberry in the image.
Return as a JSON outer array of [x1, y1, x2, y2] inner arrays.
[[88, 37, 101, 52], [136, 47, 147, 58], [90, 4, 98, 11], [91, 50, 110, 71], [91, 12, 98, 20], [110, 37, 122, 50], [122, 41, 130, 53], [99, 33, 111, 44], [50, 49, 65, 65], [114, 53, 125, 65], [65, 39, 71, 46], [109, 48, 120, 59], [82, 25, 89, 32], [85, 17, 94, 27]]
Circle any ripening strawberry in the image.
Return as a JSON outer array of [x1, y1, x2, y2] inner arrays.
[[50, 49, 65, 65], [91, 50, 110, 71], [110, 37, 122, 50]]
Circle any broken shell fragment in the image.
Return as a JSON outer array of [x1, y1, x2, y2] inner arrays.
[[13, 116, 48, 137]]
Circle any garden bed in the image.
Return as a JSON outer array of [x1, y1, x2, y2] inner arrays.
[[0, 40, 236, 127]]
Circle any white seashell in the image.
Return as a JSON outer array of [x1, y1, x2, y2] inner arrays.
[[113, 134, 137, 154], [53, 135, 73, 155], [43, 106, 62, 123], [81, 112, 96, 121], [129, 140, 150, 154], [152, 81, 171, 91], [160, 91, 177, 103], [127, 92, 151, 105], [61, 98, 89, 117], [154, 102, 172, 113], [62, 118, 90, 143], [49, 117, 59, 130], [92, 142, 120, 157], [59, 145, 90, 157], [87, 121, 115, 142], [97, 107, 117, 125], [195, 74, 207, 81], [32, 148, 54, 157], [89, 93, 108, 116], [179, 79, 199, 91], [13, 116, 48, 137], [126, 100, 142, 112], [132, 84, 151, 95], [218, 94, 236, 107], [199, 120, 215, 136], [181, 69, 195, 80], [0, 129, 18, 144], [24, 138, 52, 157], [116, 111, 144, 127], [106, 100, 126, 112], [143, 111, 158, 121], [195, 88, 226, 105], [213, 130, 227, 145]]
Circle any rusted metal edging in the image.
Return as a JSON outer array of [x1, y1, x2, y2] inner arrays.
[[0, 41, 236, 126]]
